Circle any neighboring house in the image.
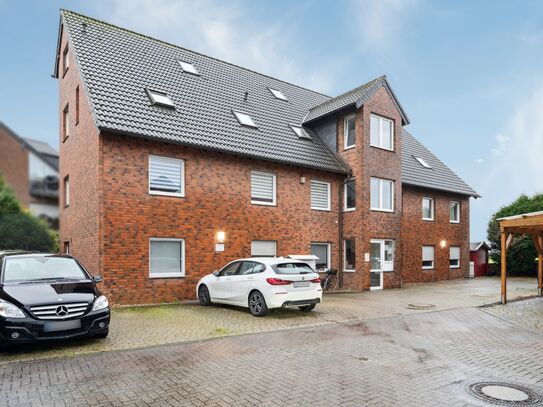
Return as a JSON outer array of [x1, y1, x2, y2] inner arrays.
[[0, 122, 59, 228], [470, 241, 491, 277], [54, 10, 479, 304]]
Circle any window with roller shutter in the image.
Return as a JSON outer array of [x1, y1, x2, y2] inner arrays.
[[149, 155, 185, 197], [251, 171, 276, 205], [311, 180, 331, 211]]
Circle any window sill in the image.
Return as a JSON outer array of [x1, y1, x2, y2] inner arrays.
[[149, 191, 185, 198], [62, 67, 69, 78], [370, 144, 394, 152], [370, 208, 394, 213], [149, 273, 185, 279], [343, 145, 356, 151], [63, 135, 69, 143], [251, 200, 276, 206], [344, 208, 356, 212], [422, 267, 434, 271], [450, 221, 460, 224], [311, 207, 331, 211], [422, 218, 434, 222], [343, 269, 356, 273], [449, 266, 460, 269]]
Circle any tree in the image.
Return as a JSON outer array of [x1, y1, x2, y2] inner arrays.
[[0, 174, 56, 252], [487, 193, 543, 275]]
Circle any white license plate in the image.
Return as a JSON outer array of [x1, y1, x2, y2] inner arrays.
[[293, 281, 310, 288], [44, 320, 81, 332]]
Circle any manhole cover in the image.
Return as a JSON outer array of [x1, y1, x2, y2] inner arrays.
[[406, 303, 436, 310], [466, 382, 542, 406]]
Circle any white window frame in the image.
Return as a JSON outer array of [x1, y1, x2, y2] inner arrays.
[[344, 179, 356, 212], [251, 171, 276, 206], [343, 114, 356, 150], [64, 175, 70, 207], [251, 240, 277, 257], [177, 60, 200, 75], [233, 110, 257, 128], [370, 114, 394, 151], [450, 246, 461, 269], [450, 201, 460, 223], [422, 245, 435, 270], [343, 238, 356, 272], [63, 104, 69, 141], [149, 238, 185, 278], [268, 87, 288, 101], [289, 124, 311, 140], [310, 180, 331, 211], [370, 177, 394, 212], [148, 155, 185, 198], [422, 197, 434, 221], [311, 242, 331, 271], [146, 88, 175, 108]]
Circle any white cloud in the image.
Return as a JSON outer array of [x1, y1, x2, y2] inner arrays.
[[90, 0, 340, 94], [473, 84, 543, 235], [490, 133, 510, 157], [348, 0, 419, 51]]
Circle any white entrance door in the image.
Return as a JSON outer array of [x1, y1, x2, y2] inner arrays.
[[370, 239, 394, 290]]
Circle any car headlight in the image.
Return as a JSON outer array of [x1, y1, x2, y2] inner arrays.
[[0, 299, 25, 318], [92, 295, 109, 311]]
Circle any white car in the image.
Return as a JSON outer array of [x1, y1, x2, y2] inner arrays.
[[196, 258, 322, 316]]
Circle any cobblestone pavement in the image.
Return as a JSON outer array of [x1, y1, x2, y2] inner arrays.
[[1, 303, 543, 407], [484, 296, 543, 333], [0, 276, 538, 364]]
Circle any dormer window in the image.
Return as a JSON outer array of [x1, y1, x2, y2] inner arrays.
[[290, 125, 311, 140], [233, 111, 257, 128], [268, 88, 288, 101], [414, 156, 432, 169], [146, 89, 175, 108], [178, 60, 199, 75]]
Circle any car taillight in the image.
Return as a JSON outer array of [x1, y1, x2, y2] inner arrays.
[[266, 278, 293, 285], [311, 277, 321, 283]]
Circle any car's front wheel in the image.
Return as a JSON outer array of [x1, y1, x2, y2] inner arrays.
[[198, 285, 212, 306], [248, 291, 269, 317], [299, 304, 316, 312]]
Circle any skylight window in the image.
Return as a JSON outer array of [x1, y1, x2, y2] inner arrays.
[[233, 111, 257, 128], [290, 124, 311, 140], [178, 60, 199, 75], [146, 89, 175, 108], [268, 87, 288, 101], [414, 156, 432, 169]]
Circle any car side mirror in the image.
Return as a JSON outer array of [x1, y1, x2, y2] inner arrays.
[[212, 271, 220, 277], [93, 275, 103, 283]]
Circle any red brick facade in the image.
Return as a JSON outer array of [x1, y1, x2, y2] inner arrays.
[[58, 26, 472, 304], [0, 126, 29, 207]]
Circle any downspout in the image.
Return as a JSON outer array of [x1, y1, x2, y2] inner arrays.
[[339, 173, 352, 289]]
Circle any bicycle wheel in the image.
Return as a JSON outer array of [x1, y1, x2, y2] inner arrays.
[[327, 274, 339, 291]]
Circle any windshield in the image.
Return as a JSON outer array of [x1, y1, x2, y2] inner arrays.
[[272, 262, 315, 275], [2, 256, 89, 283]]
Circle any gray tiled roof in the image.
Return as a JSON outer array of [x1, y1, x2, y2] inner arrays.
[[59, 10, 349, 174], [402, 130, 479, 197], [303, 75, 409, 125]]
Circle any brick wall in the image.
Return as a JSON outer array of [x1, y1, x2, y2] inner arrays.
[[338, 86, 404, 290], [100, 133, 343, 304], [0, 126, 29, 207], [401, 185, 470, 283], [58, 24, 102, 277]]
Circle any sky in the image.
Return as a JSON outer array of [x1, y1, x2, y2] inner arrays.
[[1, 0, 542, 241]]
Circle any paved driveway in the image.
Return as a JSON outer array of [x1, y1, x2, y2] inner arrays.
[[0, 276, 539, 365], [1, 298, 543, 406]]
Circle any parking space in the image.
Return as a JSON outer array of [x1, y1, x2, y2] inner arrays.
[[0, 276, 538, 365]]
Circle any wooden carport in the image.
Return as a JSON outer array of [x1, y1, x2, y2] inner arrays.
[[499, 211, 543, 304]]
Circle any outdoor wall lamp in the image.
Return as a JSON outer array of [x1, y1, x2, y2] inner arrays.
[[217, 231, 226, 243], [440, 240, 447, 248]]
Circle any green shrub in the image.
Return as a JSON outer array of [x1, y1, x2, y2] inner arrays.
[[0, 213, 56, 252]]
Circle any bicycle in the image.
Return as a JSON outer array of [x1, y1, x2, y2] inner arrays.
[[320, 269, 339, 291]]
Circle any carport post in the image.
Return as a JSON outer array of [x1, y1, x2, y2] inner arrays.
[[538, 254, 542, 296], [500, 229, 507, 304]]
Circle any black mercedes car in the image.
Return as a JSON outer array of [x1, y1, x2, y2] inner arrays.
[[0, 251, 110, 349]]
